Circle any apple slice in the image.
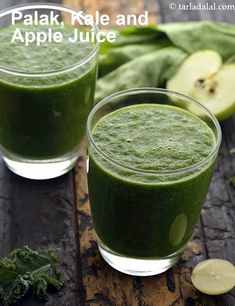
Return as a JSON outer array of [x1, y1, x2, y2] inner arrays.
[[167, 50, 235, 121], [191, 259, 235, 295]]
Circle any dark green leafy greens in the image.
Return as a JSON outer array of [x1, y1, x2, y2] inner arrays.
[[96, 47, 187, 103], [158, 21, 235, 60], [96, 21, 235, 103], [0, 246, 64, 306]]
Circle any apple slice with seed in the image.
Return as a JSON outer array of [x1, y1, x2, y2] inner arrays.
[[191, 259, 235, 295], [167, 50, 235, 121]]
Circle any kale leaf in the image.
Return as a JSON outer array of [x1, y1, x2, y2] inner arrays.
[[0, 246, 64, 306]]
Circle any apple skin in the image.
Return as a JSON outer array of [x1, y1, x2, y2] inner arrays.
[[213, 65, 235, 121], [167, 50, 235, 121]]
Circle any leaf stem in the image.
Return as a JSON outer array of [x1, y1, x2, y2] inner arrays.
[[31, 264, 51, 275]]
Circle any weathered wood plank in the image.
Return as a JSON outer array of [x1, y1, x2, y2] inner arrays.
[[73, 1, 235, 306], [0, 0, 82, 305], [156, 1, 235, 305], [0, 0, 234, 305], [0, 159, 81, 306], [70, 1, 182, 303]]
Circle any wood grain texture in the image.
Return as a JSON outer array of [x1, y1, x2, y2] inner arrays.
[[0, 1, 82, 305], [73, 1, 235, 306], [156, 2, 235, 304], [0, 159, 81, 306], [0, 0, 234, 305]]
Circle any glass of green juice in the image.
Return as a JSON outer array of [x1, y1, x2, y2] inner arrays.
[[87, 88, 221, 276], [0, 4, 98, 179]]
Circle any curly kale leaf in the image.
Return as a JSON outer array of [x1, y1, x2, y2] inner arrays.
[[0, 246, 64, 306]]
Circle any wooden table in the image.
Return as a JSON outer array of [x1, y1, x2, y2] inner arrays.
[[0, 0, 235, 305]]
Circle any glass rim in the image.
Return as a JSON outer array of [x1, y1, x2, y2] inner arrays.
[[87, 87, 222, 175], [0, 3, 99, 77]]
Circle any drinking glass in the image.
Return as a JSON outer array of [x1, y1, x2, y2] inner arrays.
[[87, 88, 221, 276], [0, 4, 99, 179]]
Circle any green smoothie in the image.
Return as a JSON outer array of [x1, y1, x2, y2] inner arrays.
[[0, 24, 97, 158], [88, 104, 216, 258]]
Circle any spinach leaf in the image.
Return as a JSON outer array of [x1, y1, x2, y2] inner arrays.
[[159, 21, 235, 60], [97, 21, 235, 103], [0, 246, 64, 306], [99, 25, 169, 54], [99, 44, 165, 77], [96, 47, 187, 103]]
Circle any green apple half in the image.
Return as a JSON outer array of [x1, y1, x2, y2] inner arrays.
[[167, 50, 235, 121]]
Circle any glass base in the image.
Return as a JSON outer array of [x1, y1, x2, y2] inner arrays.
[[2, 147, 80, 180], [98, 242, 182, 276]]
